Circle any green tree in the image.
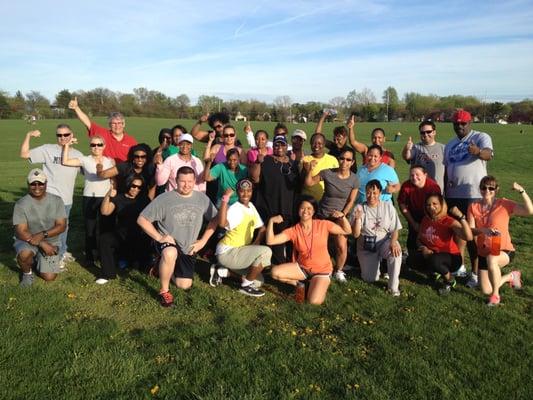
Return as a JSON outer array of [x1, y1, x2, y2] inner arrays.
[[174, 94, 190, 118], [197, 95, 223, 114], [26, 91, 51, 118], [382, 86, 399, 121]]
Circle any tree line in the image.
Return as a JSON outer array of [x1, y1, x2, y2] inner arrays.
[[0, 87, 532, 123]]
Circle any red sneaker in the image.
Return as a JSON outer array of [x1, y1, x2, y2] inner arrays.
[[159, 291, 174, 307]]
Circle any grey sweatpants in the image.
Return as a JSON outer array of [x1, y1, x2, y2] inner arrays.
[[357, 238, 401, 292]]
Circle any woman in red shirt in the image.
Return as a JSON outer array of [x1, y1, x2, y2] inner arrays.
[[417, 194, 473, 295], [266, 195, 352, 305], [467, 176, 533, 306]]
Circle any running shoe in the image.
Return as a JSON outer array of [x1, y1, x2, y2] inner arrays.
[[239, 284, 265, 297], [159, 291, 174, 307]]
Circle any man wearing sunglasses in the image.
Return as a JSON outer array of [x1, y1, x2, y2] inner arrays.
[[444, 109, 494, 287], [402, 120, 445, 190], [13, 169, 67, 287], [68, 97, 137, 163], [19, 125, 82, 266]]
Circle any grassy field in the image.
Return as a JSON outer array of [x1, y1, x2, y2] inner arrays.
[[0, 118, 531, 399]]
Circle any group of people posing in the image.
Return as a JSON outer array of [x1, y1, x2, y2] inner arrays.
[[13, 100, 532, 307]]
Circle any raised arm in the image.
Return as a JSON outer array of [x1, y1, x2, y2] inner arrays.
[[315, 111, 328, 134], [217, 188, 233, 228], [68, 97, 91, 130], [100, 187, 117, 216], [303, 160, 320, 187], [347, 115, 367, 155], [328, 211, 352, 235], [244, 122, 255, 148], [20, 130, 41, 159], [511, 182, 533, 216], [266, 215, 290, 245], [61, 143, 82, 167], [449, 206, 473, 241], [96, 165, 119, 179], [402, 136, 414, 162], [190, 113, 210, 142]]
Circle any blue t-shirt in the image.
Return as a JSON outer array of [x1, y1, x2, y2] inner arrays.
[[356, 163, 399, 204]]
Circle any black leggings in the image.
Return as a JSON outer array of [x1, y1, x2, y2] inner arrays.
[[427, 252, 462, 276]]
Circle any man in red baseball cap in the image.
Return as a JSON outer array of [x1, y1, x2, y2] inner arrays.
[[444, 109, 494, 288]]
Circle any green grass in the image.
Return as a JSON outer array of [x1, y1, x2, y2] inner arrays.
[[0, 118, 532, 399]]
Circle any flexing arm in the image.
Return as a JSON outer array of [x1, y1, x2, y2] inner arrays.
[[266, 215, 290, 245], [449, 206, 473, 241], [190, 114, 210, 142], [348, 117, 367, 155], [61, 143, 82, 167], [217, 188, 232, 228], [68, 97, 91, 130], [511, 182, 533, 216], [97, 165, 119, 179], [328, 212, 352, 235], [303, 160, 320, 187], [20, 130, 41, 159], [100, 188, 117, 216]]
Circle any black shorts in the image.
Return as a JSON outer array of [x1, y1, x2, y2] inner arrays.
[[478, 251, 515, 271], [156, 242, 197, 279], [445, 198, 476, 215]]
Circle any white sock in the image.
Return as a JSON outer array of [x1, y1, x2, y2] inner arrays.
[[242, 278, 253, 287], [24, 271, 33, 275]]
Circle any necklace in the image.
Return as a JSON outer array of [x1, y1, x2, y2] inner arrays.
[[298, 221, 314, 259]]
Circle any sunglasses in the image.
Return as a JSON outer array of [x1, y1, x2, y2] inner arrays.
[[90, 143, 104, 147], [223, 133, 236, 138], [133, 154, 147, 159], [56, 133, 72, 138], [338, 157, 353, 162], [30, 181, 45, 186], [420, 130, 433, 135], [130, 183, 143, 189], [480, 186, 497, 191]]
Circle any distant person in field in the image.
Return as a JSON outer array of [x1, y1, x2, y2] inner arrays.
[[13, 169, 66, 287], [137, 166, 218, 308], [315, 111, 358, 172], [444, 109, 493, 288], [402, 120, 445, 190], [350, 127, 396, 168], [19, 125, 81, 266], [467, 176, 533, 306], [68, 97, 137, 163]]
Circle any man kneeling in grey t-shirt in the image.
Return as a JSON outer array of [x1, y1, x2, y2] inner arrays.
[[138, 166, 218, 307]]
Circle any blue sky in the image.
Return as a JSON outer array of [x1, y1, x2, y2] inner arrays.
[[2, 0, 533, 104]]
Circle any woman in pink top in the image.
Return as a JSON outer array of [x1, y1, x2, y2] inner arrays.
[[266, 195, 352, 305], [467, 176, 533, 306], [246, 130, 273, 166]]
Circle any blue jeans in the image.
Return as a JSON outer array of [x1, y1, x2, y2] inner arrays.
[[59, 204, 72, 256]]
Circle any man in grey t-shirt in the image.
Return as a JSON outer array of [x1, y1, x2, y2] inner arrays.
[[138, 166, 218, 307], [402, 120, 445, 191], [13, 169, 67, 287], [444, 109, 493, 287], [19, 124, 82, 261]]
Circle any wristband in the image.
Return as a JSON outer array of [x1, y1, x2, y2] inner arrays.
[[459, 215, 466, 221]]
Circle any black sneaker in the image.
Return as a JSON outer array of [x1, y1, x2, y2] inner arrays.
[[238, 284, 265, 297], [209, 264, 222, 287], [438, 279, 456, 296]]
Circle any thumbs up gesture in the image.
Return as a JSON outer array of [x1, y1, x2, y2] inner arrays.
[[406, 136, 413, 151]]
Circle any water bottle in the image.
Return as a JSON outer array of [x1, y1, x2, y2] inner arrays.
[[295, 282, 305, 304], [490, 231, 501, 256]]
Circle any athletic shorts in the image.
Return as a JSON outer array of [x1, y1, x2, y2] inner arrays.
[[297, 264, 331, 280], [156, 242, 197, 279], [478, 251, 515, 271]]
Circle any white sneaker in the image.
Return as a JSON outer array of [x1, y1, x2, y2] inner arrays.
[[95, 278, 109, 285], [334, 270, 347, 283], [453, 265, 468, 277], [391, 290, 401, 297], [383, 273, 390, 280], [466, 273, 479, 288], [62, 252, 76, 262]]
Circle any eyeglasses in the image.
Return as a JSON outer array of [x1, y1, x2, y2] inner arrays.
[[30, 181, 45, 186], [90, 143, 104, 147], [130, 184, 142, 189], [420, 130, 433, 135], [338, 157, 353, 162], [56, 133, 72, 138], [223, 133, 236, 138], [133, 154, 147, 159], [480, 186, 496, 191]]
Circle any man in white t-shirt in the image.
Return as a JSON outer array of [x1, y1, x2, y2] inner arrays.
[[19, 124, 82, 264]]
